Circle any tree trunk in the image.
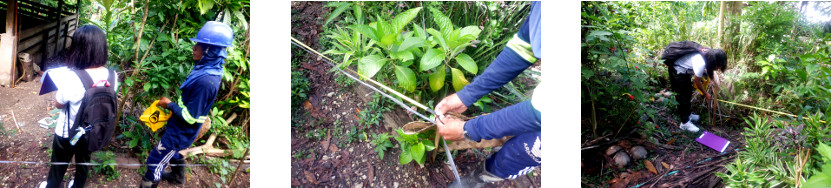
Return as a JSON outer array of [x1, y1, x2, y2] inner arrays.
[[725, 1, 743, 65], [717, 1, 726, 49]]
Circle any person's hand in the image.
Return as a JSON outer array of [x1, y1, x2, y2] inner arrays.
[[158, 97, 172, 109], [53, 100, 65, 109], [434, 94, 467, 123], [437, 115, 466, 141]]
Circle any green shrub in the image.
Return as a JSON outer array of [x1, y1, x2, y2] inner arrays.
[[394, 129, 435, 166], [291, 71, 311, 109], [91, 151, 120, 181], [371, 133, 394, 159]]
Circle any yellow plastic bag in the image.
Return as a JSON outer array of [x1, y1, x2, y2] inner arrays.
[[140, 100, 172, 132]]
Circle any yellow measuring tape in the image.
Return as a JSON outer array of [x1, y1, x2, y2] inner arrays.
[[694, 78, 826, 124], [716, 99, 827, 124]]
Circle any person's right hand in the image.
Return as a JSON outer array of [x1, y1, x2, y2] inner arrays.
[[158, 97, 172, 109], [434, 94, 467, 125]]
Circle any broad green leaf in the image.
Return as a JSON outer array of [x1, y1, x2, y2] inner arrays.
[[421, 139, 435, 151], [428, 7, 454, 38], [447, 28, 463, 49], [400, 146, 413, 164], [398, 37, 427, 52], [380, 34, 397, 46], [358, 55, 387, 78], [198, 0, 214, 15], [376, 19, 392, 41], [421, 48, 445, 71], [353, 4, 363, 24], [413, 24, 427, 40], [411, 142, 425, 164], [818, 143, 831, 162], [458, 26, 482, 38], [394, 50, 414, 62], [324, 2, 351, 26], [429, 65, 446, 92], [400, 60, 414, 67], [455, 54, 477, 74], [426, 28, 448, 51], [390, 7, 422, 33], [394, 65, 417, 92], [451, 67, 470, 91], [348, 24, 379, 42]]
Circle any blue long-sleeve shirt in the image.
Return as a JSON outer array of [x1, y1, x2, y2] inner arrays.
[[163, 75, 221, 150], [458, 1, 541, 142]]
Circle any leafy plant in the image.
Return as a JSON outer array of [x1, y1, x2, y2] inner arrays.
[[291, 70, 310, 109], [359, 93, 392, 127], [371, 133, 394, 160], [804, 143, 831, 187], [91, 151, 120, 181], [393, 129, 435, 166]]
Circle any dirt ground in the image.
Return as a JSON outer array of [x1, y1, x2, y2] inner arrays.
[[291, 2, 541, 187], [0, 79, 249, 187], [581, 101, 745, 188]]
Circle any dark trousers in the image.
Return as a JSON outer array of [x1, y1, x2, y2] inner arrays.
[[46, 135, 90, 188], [668, 66, 693, 123], [486, 131, 541, 179]]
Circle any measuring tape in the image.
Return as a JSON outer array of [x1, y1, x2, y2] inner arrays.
[[290, 37, 462, 184]]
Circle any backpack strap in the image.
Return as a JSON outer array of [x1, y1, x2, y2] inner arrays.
[[73, 69, 94, 89]]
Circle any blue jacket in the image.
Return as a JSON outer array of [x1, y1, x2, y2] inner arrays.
[[163, 75, 221, 150], [457, 1, 541, 142]]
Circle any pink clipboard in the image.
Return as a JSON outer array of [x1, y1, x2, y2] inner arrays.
[[695, 131, 730, 153]]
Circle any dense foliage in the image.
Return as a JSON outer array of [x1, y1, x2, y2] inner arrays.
[[582, 1, 831, 186], [79, 0, 250, 180], [313, 2, 534, 168]]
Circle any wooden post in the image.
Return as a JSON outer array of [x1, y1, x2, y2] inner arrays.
[[54, 0, 64, 54], [0, 0, 19, 86]]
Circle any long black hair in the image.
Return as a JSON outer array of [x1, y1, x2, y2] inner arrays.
[[66, 25, 108, 69], [703, 49, 726, 79]]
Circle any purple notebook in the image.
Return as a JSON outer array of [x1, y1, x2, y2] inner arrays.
[[696, 131, 730, 153]]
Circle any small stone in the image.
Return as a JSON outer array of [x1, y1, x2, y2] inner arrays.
[[614, 151, 631, 168], [362, 175, 367, 179], [327, 92, 335, 97], [353, 182, 363, 188], [322, 155, 330, 161], [606, 145, 622, 156], [630, 146, 648, 160], [349, 147, 354, 152], [394, 182, 399, 188]]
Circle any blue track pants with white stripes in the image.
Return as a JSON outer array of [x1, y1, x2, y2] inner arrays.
[[143, 141, 182, 182]]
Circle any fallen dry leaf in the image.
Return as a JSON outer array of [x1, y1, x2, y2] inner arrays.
[[667, 138, 676, 145], [661, 162, 670, 169], [304, 171, 319, 184], [645, 160, 657, 174], [304, 100, 314, 111], [291, 178, 300, 186], [329, 144, 339, 152]]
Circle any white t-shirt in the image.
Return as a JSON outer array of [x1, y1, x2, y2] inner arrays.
[[46, 66, 119, 138], [673, 53, 706, 77]]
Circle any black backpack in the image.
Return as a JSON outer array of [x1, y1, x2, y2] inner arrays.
[[66, 69, 118, 152], [660, 41, 709, 67]]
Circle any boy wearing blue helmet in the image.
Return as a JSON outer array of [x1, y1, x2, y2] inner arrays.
[[140, 21, 233, 188]]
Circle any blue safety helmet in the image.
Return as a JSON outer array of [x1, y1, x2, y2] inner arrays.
[[190, 21, 234, 47]]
